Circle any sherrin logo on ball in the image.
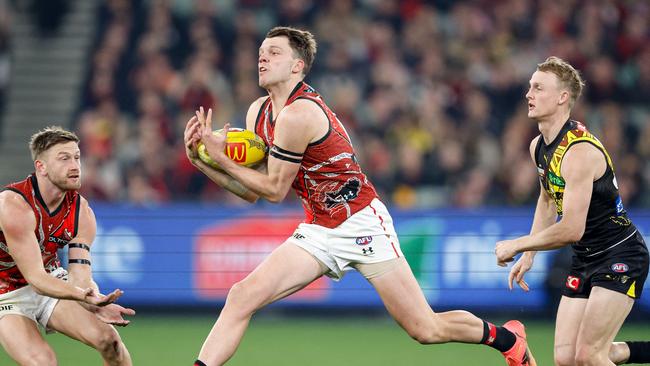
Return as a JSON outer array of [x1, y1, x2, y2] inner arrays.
[[198, 128, 267, 170]]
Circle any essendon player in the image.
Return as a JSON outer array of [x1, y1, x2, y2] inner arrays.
[[0, 127, 133, 365], [496, 57, 650, 365], [184, 27, 535, 366]]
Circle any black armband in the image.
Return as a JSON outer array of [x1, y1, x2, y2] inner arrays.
[[68, 243, 90, 251], [68, 259, 91, 266], [270, 145, 303, 163]]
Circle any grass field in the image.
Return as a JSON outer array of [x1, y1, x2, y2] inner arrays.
[[1, 314, 648, 365]]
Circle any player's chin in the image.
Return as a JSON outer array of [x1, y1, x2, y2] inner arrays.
[[65, 178, 82, 190]]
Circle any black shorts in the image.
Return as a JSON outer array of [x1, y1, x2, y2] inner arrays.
[[562, 231, 649, 299]]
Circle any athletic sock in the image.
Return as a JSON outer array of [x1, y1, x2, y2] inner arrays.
[[480, 320, 517, 353], [194, 360, 207, 366], [626, 341, 650, 364]]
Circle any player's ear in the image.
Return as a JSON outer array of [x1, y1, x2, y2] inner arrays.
[[34, 159, 46, 176], [292, 59, 304, 75], [558, 90, 570, 106]]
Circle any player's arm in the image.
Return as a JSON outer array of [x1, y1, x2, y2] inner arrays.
[[523, 136, 558, 259], [66, 197, 96, 290], [200, 100, 326, 203], [67, 197, 136, 325], [0, 192, 119, 306], [504, 142, 601, 255], [183, 100, 266, 203]]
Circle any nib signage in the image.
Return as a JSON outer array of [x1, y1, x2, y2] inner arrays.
[[194, 215, 329, 301]]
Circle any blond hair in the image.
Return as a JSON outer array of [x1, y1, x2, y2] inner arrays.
[[537, 56, 585, 108], [29, 126, 79, 160]]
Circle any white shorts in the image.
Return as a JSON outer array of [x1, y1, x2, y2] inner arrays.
[[287, 198, 403, 280], [0, 267, 67, 331]]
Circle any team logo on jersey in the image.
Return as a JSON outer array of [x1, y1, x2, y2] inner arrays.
[[566, 276, 580, 291], [324, 178, 361, 209], [355, 236, 373, 245], [611, 263, 629, 273]]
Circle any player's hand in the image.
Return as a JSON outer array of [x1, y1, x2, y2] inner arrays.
[[94, 303, 136, 327], [84, 288, 123, 306], [508, 253, 533, 291], [184, 115, 201, 164], [495, 239, 519, 267], [197, 106, 228, 164]]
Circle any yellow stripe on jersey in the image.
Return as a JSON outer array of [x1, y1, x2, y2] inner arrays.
[[627, 281, 636, 298]]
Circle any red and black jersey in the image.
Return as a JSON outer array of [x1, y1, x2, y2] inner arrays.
[[255, 81, 378, 228], [0, 174, 81, 294]]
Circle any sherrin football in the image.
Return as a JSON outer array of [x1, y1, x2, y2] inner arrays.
[[197, 128, 267, 169]]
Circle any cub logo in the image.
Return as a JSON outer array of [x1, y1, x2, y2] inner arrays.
[[611, 263, 629, 273], [566, 276, 580, 291]]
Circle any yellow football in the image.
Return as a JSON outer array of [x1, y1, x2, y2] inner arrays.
[[197, 128, 267, 169]]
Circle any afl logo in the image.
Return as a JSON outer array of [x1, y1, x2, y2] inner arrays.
[[355, 236, 373, 245], [611, 263, 628, 273]]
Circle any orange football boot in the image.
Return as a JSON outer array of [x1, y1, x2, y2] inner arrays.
[[501, 320, 537, 366]]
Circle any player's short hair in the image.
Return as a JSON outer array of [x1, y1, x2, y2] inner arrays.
[[29, 126, 79, 160], [537, 56, 585, 108], [266, 26, 317, 76]]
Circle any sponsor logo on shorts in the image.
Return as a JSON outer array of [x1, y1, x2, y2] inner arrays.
[[292, 233, 305, 240], [611, 263, 629, 273], [0, 304, 14, 311], [361, 247, 374, 256], [566, 276, 580, 291], [355, 236, 373, 245]]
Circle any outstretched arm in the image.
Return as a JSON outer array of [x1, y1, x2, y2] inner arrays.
[[0, 192, 121, 306], [67, 197, 136, 325]]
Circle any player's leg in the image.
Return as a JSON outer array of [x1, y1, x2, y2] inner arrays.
[[46, 300, 131, 366], [0, 315, 57, 366], [574, 287, 634, 366], [368, 258, 535, 365], [610, 341, 650, 365], [553, 295, 588, 366], [197, 241, 327, 366]]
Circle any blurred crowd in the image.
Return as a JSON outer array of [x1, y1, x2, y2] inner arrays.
[[75, 0, 650, 208], [0, 0, 10, 120]]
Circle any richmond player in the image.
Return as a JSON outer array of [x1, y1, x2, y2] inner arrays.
[[496, 57, 650, 365]]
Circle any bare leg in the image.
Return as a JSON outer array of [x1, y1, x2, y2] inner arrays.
[[0, 315, 57, 366], [609, 342, 630, 365], [369, 258, 484, 344], [574, 287, 633, 366], [197, 242, 326, 366], [554, 296, 588, 366], [47, 300, 131, 366]]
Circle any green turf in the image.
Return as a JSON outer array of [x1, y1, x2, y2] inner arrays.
[[0, 315, 648, 365]]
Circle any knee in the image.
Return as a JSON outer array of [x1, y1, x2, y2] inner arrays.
[[225, 280, 262, 313], [404, 318, 448, 345], [23, 348, 57, 366], [554, 349, 575, 366], [93, 327, 123, 357], [574, 344, 601, 366]]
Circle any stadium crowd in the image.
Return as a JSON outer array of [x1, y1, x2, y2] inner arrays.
[[74, 0, 650, 208]]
